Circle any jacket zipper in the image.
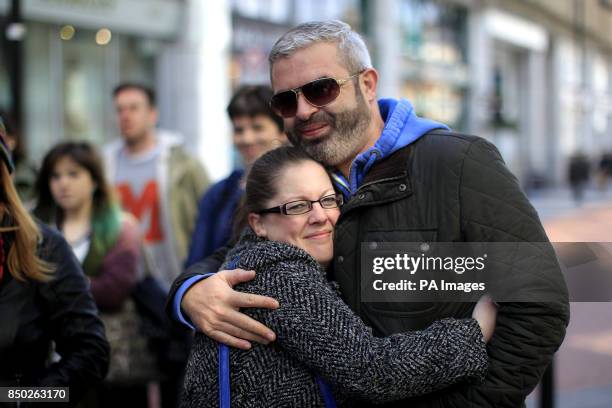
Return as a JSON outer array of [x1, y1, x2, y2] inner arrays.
[[339, 173, 410, 314]]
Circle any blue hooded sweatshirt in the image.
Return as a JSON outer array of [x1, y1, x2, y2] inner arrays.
[[331, 98, 449, 198]]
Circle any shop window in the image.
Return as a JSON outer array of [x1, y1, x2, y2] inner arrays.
[[401, 0, 468, 65], [399, 0, 469, 129], [23, 22, 155, 161]]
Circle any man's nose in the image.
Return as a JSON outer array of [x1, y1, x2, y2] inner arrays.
[[295, 92, 318, 121]]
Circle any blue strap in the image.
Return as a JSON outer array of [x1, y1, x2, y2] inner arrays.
[[219, 344, 231, 408], [218, 258, 239, 408], [316, 375, 338, 407], [217, 257, 337, 407]]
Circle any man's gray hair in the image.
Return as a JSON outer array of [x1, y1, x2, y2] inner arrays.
[[269, 20, 372, 74]]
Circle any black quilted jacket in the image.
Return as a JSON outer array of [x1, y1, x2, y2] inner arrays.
[[181, 229, 488, 407], [330, 131, 570, 407]]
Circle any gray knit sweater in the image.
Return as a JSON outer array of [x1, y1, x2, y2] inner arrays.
[[181, 230, 488, 407]]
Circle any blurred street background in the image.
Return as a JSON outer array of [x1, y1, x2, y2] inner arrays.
[[527, 187, 612, 408], [1, 0, 611, 185], [1, 0, 611, 407]]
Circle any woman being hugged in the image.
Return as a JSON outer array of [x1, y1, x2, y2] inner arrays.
[[0, 122, 109, 405], [34, 141, 154, 406], [182, 146, 496, 407]]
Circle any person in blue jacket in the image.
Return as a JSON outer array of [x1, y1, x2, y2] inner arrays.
[[185, 86, 286, 268]]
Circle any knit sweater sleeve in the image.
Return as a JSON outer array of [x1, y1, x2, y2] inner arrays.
[[247, 258, 488, 403]]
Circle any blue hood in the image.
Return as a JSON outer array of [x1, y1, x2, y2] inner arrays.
[[332, 98, 449, 197]]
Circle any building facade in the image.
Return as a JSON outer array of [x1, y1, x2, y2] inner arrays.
[[370, 0, 612, 187], [1, 0, 610, 186]]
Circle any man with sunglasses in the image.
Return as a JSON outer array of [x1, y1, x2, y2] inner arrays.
[[167, 20, 569, 407]]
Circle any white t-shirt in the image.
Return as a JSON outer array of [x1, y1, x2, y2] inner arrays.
[[69, 235, 91, 264]]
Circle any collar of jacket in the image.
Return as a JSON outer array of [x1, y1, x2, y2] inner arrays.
[[332, 98, 448, 199], [339, 145, 414, 215], [103, 129, 185, 182], [226, 227, 327, 279], [105, 129, 184, 159]]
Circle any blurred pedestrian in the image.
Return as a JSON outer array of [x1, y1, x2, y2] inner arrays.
[[185, 85, 286, 268], [104, 83, 207, 407], [104, 83, 209, 290], [34, 141, 158, 407], [597, 152, 612, 191], [0, 109, 37, 204], [568, 152, 590, 204], [0, 120, 109, 406]]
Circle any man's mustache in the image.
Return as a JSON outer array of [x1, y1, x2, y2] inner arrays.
[[294, 111, 335, 133]]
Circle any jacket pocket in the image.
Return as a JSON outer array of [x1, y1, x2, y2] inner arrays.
[[362, 228, 440, 333], [361, 302, 440, 334]]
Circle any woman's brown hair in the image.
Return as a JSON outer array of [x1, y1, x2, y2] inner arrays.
[[33, 141, 118, 224], [33, 142, 122, 276], [0, 160, 54, 282], [231, 146, 313, 240]]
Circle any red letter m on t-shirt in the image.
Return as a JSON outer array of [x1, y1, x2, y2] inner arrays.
[[116, 181, 163, 243]]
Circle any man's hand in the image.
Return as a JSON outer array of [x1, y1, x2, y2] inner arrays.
[[181, 269, 279, 349]]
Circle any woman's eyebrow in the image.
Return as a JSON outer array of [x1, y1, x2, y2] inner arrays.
[[278, 187, 335, 201]]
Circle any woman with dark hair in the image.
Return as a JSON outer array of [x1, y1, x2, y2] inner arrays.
[[182, 146, 496, 407], [0, 123, 109, 405], [34, 141, 155, 406]]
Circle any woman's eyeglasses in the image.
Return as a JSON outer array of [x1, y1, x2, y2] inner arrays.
[[256, 193, 344, 216], [269, 72, 363, 118]]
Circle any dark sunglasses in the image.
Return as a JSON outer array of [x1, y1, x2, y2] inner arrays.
[[270, 72, 363, 118], [256, 193, 344, 216]]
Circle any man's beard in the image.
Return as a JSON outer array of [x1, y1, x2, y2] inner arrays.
[[288, 88, 371, 167]]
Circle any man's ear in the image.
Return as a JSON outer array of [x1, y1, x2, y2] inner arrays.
[[360, 68, 379, 103], [248, 213, 267, 237]]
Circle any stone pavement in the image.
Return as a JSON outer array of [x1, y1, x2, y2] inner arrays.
[[526, 187, 612, 408]]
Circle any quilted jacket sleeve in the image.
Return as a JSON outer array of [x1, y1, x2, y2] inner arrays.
[[427, 138, 570, 407], [249, 256, 489, 403]]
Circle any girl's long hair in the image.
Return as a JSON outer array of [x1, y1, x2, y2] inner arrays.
[[33, 142, 121, 276], [0, 160, 54, 282]]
